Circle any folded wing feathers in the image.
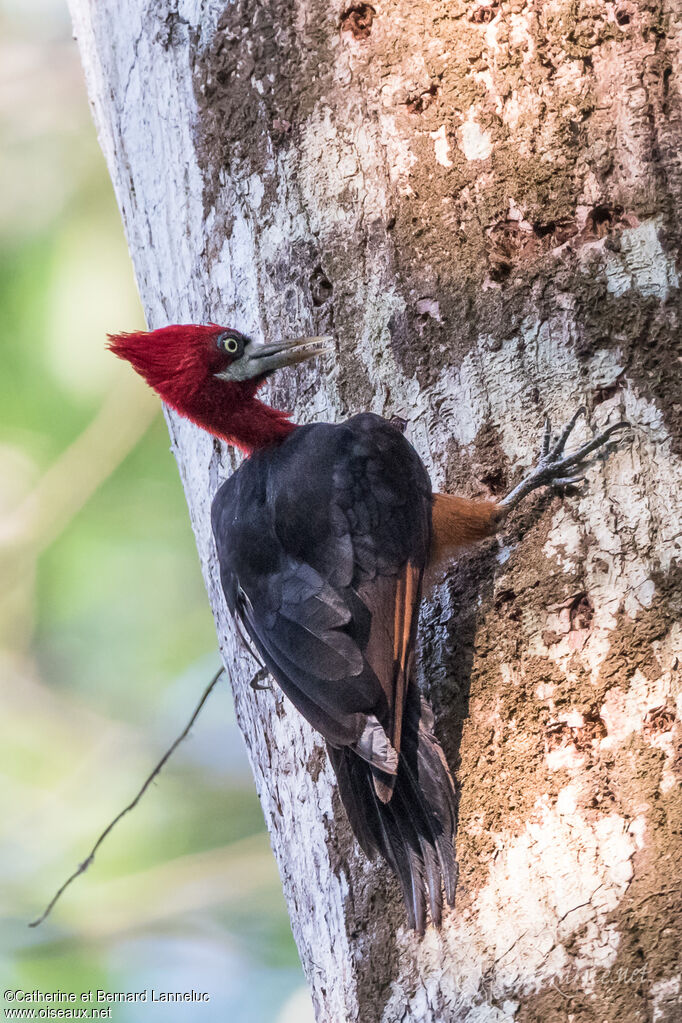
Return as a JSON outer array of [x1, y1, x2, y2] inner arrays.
[[353, 715, 399, 775]]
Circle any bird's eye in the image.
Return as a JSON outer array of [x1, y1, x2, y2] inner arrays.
[[218, 331, 243, 356]]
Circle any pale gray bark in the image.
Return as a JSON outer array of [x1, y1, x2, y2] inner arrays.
[[69, 1, 682, 1020]]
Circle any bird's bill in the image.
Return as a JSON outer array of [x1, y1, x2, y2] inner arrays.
[[215, 335, 334, 382]]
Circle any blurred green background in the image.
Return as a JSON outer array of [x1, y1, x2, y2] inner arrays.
[[0, 2, 312, 1019]]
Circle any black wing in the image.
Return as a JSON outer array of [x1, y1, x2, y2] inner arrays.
[[211, 413, 431, 781], [212, 413, 458, 930]]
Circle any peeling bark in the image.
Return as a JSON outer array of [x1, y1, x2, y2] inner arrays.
[[69, 1, 682, 1020]]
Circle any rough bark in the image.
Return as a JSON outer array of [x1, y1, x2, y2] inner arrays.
[[69, 1, 682, 1020]]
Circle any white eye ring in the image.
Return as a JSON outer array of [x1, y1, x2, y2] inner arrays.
[[224, 336, 239, 354]]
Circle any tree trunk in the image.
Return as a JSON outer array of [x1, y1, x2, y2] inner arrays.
[[69, 1, 682, 1020]]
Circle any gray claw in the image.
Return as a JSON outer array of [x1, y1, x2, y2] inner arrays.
[[550, 405, 587, 459], [250, 667, 272, 691], [542, 416, 552, 457], [552, 475, 586, 487], [499, 412, 631, 514], [555, 420, 630, 471]]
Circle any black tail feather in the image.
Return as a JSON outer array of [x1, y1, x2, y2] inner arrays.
[[419, 833, 443, 927], [327, 686, 458, 932]]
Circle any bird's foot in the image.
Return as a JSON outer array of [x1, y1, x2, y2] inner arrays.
[[498, 407, 630, 514], [249, 667, 272, 691]]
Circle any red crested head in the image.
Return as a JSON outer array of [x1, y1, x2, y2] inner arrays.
[[108, 324, 245, 408], [108, 323, 333, 453]]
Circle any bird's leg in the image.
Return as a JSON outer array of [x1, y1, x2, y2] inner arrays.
[[497, 408, 630, 516], [233, 615, 273, 691], [249, 666, 272, 691], [426, 409, 629, 580]]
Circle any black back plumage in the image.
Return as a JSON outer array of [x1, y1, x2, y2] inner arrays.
[[211, 413, 458, 930]]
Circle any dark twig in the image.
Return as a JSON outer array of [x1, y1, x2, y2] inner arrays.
[[29, 665, 226, 928]]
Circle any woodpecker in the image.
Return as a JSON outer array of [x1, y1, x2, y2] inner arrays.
[[110, 324, 627, 932]]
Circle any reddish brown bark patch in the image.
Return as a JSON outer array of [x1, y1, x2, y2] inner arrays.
[[339, 3, 376, 39], [340, 3, 376, 39], [468, 3, 499, 25], [546, 711, 607, 754], [569, 593, 594, 632], [642, 705, 677, 739], [404, 82, 438, 114]]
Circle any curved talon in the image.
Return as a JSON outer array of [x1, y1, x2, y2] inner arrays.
[[554, 420, 630, 471], [552, 475, 586, 487], [250, 666, 272, 691], [499, 412, 631, 514], [541, 416, 552, 457], [550, 405, 587, 460]]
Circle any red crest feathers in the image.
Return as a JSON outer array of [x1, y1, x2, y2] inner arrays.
[[108, 324, 295, 453]]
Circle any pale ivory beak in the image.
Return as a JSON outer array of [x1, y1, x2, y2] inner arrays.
[[215, 336, 335, 382]]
